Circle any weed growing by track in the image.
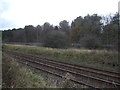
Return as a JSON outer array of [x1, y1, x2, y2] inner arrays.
[[2, 53, 54, 88], [2, 53, 84, 88], [3, 44, 119, 71]]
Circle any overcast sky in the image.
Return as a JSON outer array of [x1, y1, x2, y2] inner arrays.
[[0, 0, 119, 30]]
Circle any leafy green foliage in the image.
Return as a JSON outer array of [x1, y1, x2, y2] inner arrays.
[[59, 20, 70, 33], [71, 14, 102, 43], [101, 13, 118, 47], [80, 34, 101, 49], [43, 31, 70, 48], [2, 13, 119, 50]]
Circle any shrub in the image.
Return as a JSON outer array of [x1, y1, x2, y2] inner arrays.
[[80, 35, 101, 49], [42, 31, 70, 48]]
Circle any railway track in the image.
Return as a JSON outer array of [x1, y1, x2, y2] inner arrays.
[[4, 50, 120, 88]]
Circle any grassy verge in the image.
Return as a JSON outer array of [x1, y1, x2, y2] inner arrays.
[[2, 53, 56, 88], [2, 53, 84, 88], [3, 44, 119, 71]]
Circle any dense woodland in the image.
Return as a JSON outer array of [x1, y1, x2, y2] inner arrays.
[[2, 13, 119, 49]]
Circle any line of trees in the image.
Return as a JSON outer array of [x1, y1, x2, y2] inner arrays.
[[2, 13, 119, 49]]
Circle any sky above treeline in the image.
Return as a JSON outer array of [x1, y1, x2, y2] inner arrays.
[[0, 0, 119, 30]]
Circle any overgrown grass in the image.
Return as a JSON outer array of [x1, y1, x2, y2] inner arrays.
[[2, 53, 84, 88], [2, 53, 56, 88], [3, 44, 119, 71]]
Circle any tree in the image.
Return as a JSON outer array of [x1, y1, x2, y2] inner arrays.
[[70, 16, 84, 42], [83, 14, 102, 36], [101, 13, 118, 48], [36, 25, 42, 42], [42, 30, 70, 48], [54, 26, 59, 30], [12, 29, 26, 42], [59, 20, 70, 33], [70, 14, 102, 43], [43, 22, 53, 31], [80, 34, 101, 49], [2, 29, 13, 42], [24, 25, 36, 42]]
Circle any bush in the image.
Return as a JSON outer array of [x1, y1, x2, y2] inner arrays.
[[2, 53, 50, 88], [80, 35, 101, 49], [42, 31, 70, 48]]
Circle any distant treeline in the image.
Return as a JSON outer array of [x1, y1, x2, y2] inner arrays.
[[2, 13, 119, 49]]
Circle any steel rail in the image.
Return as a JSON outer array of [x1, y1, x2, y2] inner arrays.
[[13, 54, 120, 88], [4, 50, 120, 88], [6, 50, 120, 80], [18, 60, 100, 89], [14, 52, 120, 81], [6, 49, 120, 76]]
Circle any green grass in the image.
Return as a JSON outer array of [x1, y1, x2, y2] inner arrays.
[[2, 52, 84, 88], [2, 53, 55, 88], [3, 44, 119, 71]]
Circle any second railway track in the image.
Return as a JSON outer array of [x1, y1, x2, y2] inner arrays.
[[4, 49, 120, 88]]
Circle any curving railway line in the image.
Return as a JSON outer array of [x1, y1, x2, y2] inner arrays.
[[4, 50, 120, 89]]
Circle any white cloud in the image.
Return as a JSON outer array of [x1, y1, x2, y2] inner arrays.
[[0, 0, 119, 30]]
